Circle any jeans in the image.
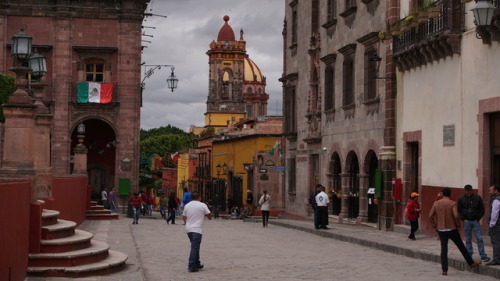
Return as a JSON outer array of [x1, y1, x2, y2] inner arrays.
[[132, 206, 141, 223], [167, 207, 176, 224], [187, 232, 203, 270], [262, 210, 270, 227], [438, 230, 474, 272], [110, 203, 117, 213], [214, 206, 220, 218], [313, 207, 319, 228], [159, 205, 166, 218], [409, 220, 419, 239], [490, 226, 500, 262], [464, 220, 488, 259]]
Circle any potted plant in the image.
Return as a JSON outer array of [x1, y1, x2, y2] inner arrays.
[[427, 1, 440, 19], [418, 11, 428, 24], [378, 30, 391, 42]]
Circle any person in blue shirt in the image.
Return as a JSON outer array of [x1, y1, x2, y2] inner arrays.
[[183, 187, 192, 206]]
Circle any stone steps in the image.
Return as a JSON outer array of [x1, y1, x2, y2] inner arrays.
[[86, 202, 118, 220], [27, 208, 128, 278]]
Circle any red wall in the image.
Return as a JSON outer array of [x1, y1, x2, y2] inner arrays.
[[50, 176, 89, 226], [419, 185, 477, 236], [0, 182, 31, 281]]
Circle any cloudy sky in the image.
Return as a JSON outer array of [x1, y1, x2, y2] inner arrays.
[[140, 0, 285, 131]]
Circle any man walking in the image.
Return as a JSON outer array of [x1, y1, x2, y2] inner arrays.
[[183, 191, 212, 272], [315, 185, 330, 230], [246, 190, 254, 216], [429, 187, 481, 275], [487, 184, 500, 266], [457, 184, 490, 262], [309, 184, 321, 229]]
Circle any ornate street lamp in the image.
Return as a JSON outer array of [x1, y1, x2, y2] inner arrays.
[[166, 68, 178, 92], [471, 0, 497, 27], [28, 49, 47, 81], [141, 64, 178, 93], [11, 27, 32, 62]]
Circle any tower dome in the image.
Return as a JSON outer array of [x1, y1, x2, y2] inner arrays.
[[244, 57, 263, 82], [217, 15, 235, 41]]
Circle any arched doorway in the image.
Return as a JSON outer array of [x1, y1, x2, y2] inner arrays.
[[71, 118, 117, 201], [365, 150, 379, 223], [328, 152, 342, 215], [346, 151, 359, 220]]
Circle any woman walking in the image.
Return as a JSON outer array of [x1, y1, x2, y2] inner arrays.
[[259, 190, 271, 227], [167, 191, 178, 224]]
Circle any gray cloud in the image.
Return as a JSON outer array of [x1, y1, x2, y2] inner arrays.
[[140, 0, 284, 131]]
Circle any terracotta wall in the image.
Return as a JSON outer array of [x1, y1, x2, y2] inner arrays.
[[0, 182, 31, 281], [419, 185, 479, 236], [50, 176, 89, 226]]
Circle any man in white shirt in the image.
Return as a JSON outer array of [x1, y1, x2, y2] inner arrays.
[[183, 191, 212, 272], [315, 185, 330, 230]]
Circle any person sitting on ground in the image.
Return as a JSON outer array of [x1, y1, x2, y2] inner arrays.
[[239, 205, 249, 219]]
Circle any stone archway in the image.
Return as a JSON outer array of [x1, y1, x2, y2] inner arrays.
[[343, 151, 359, 220], [71, 118, 117, 200]]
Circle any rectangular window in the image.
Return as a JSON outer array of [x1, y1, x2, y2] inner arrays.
[[311, 0, 319, 34], [285, 86, 297, 134], [328, 0, 337, 21], [287, 158, 296, 193], [85, 61, 104, 82], [324, 66, 335, 110], [292, 11, 298, 44], [343, 58, 354, 106], [364, 50, 376, 100]]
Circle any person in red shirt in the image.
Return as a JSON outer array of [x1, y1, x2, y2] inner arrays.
[[130, 192, 143, 224], [147, 194, 155, 216], [406, 192, 421, 240]]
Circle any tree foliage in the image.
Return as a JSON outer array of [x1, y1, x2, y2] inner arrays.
[[0, 73, 16, 122], [140, 125, 188, 141]]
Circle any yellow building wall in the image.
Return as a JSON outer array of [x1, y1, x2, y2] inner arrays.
[[205, 112, 246, 127], [176, 153, 190, 199], [212, 136, 281, 205]]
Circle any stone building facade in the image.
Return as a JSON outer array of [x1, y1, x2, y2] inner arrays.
[[0, 0, 149, 197], [282, 0, 396, 228]]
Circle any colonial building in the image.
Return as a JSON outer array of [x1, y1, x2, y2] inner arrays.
[[281, 0, 396, 228], [394, 0, 500, 235], [0, 0, 149, 199]]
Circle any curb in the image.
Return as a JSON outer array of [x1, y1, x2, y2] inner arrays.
[[269, 219, 500, 279]]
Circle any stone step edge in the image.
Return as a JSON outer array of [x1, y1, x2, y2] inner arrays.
[[86, 213, 118, 217], [27, 250, 127, 274], [41, 229, 93, 246], [42, 209, 60, 219], [42, 219, 76, 232], [29, 240, 110, 259]]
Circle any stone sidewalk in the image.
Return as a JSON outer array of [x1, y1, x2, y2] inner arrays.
[[264, 216, 500, 279], [25, 212, 500, 280]]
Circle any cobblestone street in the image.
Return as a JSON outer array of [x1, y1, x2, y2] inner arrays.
[[26, 214, 497, 281]]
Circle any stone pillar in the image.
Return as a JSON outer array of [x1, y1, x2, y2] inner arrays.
[[32, 82, 53, 199], [338, 173, 350, 223], [0, 66, 36, 198], [73, 135, 88, 175], [357, 173, 369, 223], [379, 146, 396, 230]]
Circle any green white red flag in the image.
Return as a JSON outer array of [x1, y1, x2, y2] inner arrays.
[[77, 82, 113, 103]]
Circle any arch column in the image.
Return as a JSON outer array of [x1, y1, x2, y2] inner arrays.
[[357, 173, 369, 223], [338, 172, 350, 223]]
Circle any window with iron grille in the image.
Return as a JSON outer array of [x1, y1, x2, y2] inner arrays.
[[85, 60, 104, 82]]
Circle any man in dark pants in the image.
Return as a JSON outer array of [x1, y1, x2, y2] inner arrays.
[[315, 185, 330, 230], [429, 187, 481, 275], [457, 184, 490, 262], [309, 184, 321, 229], [487, 184, 500, 266]]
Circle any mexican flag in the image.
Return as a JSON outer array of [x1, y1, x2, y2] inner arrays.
[[77, 82, 113, 103]]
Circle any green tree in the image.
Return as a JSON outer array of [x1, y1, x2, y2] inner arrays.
[[0, 73, 16, 122]]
